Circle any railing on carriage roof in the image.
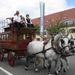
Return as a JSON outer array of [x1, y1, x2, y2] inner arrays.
[[0, 19, 11, 32]]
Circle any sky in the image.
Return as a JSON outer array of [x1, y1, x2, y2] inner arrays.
[[0, 0, 75, 21]]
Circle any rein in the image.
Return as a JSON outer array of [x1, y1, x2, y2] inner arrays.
[[27, 34, 71, 58], [27, 46, 53, 59], [62, 45, 70, 49], [29, 45, 62, 59], [53, 45, 70, 56], [70, 47, 75, 49]]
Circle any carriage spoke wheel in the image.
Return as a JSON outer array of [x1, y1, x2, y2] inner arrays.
[[0, 50, 4, 62], [7, 52, 15, 67]]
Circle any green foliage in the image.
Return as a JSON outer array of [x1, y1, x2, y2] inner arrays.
[[47, 14, 67, 34], [48, 23, 67, 34], [34, 24, 40, 34]]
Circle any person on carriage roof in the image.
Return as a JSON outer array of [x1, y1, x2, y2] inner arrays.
[[13, 11, 21, 22], [13, 11, 26, 30], [26, 14, 34, 28], [20, 15, 27, 27]]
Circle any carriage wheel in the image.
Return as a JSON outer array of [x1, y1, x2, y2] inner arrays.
[[7, 52, 15, 67], [0, 50, 4, 62]]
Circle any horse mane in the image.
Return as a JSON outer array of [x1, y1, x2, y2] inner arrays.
[[53, 33, 63, 50]]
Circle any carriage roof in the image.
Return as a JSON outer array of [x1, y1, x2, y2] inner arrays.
[[0, 20, 36, 51], [0, 22, 36, 34]]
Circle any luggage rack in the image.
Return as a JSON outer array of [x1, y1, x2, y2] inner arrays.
[[0, 19, 11, 32]]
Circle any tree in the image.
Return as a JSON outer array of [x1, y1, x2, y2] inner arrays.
[[47, 14, 67, 34], [34, 24, 40, 34]]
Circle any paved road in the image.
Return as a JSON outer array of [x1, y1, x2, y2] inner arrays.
[[0, 55, 75, 75]]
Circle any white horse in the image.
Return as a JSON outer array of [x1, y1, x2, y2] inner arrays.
[[58, 35, 75, 73], [24, 33, 70, 75], [70, 38, 75, 53]]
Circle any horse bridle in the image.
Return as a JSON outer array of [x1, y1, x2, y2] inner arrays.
[[70, 39, 75, 49]]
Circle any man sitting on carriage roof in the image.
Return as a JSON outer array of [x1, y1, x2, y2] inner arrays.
[[6, 11, 26, 30], [13, 11, 26, 30], [13, 11, 21, 22], [25, 14, 34, 28]]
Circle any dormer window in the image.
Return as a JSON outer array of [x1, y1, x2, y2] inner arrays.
[[64, 16, 67, 19], [46, 20, 49, 22], [52, 19, 54, 21]]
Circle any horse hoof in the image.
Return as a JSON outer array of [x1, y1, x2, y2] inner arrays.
[[58, 69, 61, 72], [24, 66, 28, 71], [63, 68, 66, 72], [55, 71, 59, 75], [48, 73, 52, 75], [34, 68, 39, 72], [58, 67, 61, 72]]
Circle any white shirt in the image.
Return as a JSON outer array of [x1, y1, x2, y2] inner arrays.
[[14, 15, 21, 22]]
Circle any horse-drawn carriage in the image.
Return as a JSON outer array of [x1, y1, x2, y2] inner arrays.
[[0, 20, 75, 75], [0, 20, 36, 66]]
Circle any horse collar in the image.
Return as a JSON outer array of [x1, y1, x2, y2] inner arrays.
[[53, 47, 62, 55]]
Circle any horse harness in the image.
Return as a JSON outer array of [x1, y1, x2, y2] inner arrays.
[[32, 37, 62, 59], [28, 37, 70, 59], [27, 38, 54, 59], [42, 37, 71, 59]]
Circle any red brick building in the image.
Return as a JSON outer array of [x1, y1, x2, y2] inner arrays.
[[32, 8, 75, 27]]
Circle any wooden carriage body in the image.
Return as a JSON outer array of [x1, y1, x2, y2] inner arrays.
[[0, 22, 36, 66]]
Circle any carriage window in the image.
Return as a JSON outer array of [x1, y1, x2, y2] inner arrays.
[[8, 34, 12, 40], [4, 35, 6, 40], [18, 34, 30, 41], [0, 34, 10, 41], [23, 34, 26, 40], [19, 34, 23, 40], [26, 34, 30, 39], [2, 35, 4, 40], [4, 34, 9, 40], [0, 35, 2, 40], [6, 34, 9, 40]]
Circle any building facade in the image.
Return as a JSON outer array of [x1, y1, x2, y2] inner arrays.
[[32, 8, 75, 27], [32, 8, 75, 40]]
